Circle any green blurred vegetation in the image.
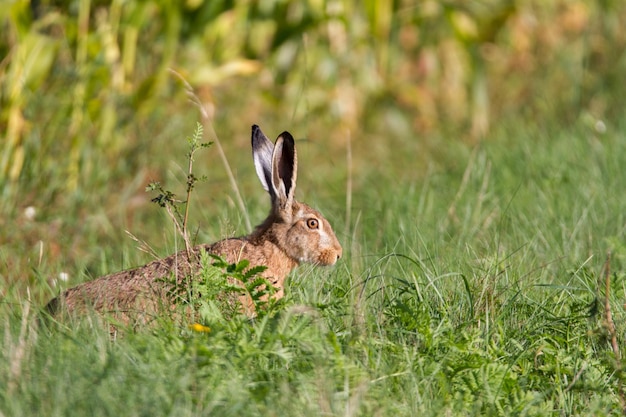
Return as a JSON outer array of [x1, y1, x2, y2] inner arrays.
[[1, 1, 626, 415], [2, 0, 625, 195], [2, 0, 624, 269]]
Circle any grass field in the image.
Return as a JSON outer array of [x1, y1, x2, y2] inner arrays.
[[2, 115, 625, 416], [2, 1, 626, 416]]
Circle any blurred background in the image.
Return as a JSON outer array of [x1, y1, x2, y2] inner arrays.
[[1, 0, 625, 296]]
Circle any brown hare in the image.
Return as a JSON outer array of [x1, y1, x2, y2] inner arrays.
[[46, 125, 342, 326]]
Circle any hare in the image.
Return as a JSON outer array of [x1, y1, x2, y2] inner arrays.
[[46, 125, 342, 326]]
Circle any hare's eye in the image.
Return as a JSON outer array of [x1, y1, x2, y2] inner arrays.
[[306, 218, 319, 229]]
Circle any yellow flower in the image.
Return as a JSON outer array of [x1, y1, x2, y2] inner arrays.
[[189, 323, 211, 333]]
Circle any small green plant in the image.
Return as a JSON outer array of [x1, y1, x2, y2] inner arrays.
[[146, 121, 212, 257], [189, 251, 278, 325]]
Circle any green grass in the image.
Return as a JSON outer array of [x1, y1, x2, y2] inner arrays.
[[2, 2, 626, 414], [2, 116, 625, 416]]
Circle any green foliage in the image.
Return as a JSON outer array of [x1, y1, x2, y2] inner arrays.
[[146, 181, 176, 208], [2, 124, 626, 415], [144, 121, 211, 254], [189, 251, 275, 323], [2, 0, 626, 197], [1, 1, 626, 415], [146, 122, 210, 214]]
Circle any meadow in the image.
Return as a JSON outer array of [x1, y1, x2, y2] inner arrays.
[[1, 1, 626, 415]]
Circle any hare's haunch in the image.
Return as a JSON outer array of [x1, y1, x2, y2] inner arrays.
[[46, 125, 342, 324]]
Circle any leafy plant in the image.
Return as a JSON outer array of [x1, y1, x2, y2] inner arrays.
[[189, 251, 276, 324], [146, 121, 211, 256]]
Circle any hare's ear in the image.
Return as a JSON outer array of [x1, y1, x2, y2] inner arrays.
[[251, 125, 276, 199], [271, 131, 297, 211]]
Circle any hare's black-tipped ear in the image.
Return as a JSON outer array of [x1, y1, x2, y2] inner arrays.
[[252, 125, 275, 199], [271, 131, 297, 210]]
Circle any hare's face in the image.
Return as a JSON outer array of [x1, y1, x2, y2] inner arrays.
[[281, 202, 342, 266]]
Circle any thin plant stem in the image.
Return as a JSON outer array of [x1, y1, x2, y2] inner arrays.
[[169, 69, 251, 231], [345, 128, 352, 239], [205, 123, 251, 231]]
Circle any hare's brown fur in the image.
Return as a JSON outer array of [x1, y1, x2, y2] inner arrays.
[[46, 126, 342, 326]]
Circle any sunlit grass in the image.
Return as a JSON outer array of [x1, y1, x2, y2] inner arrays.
[[1, 116, 625, 415], [1, 1, 625, 414]]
